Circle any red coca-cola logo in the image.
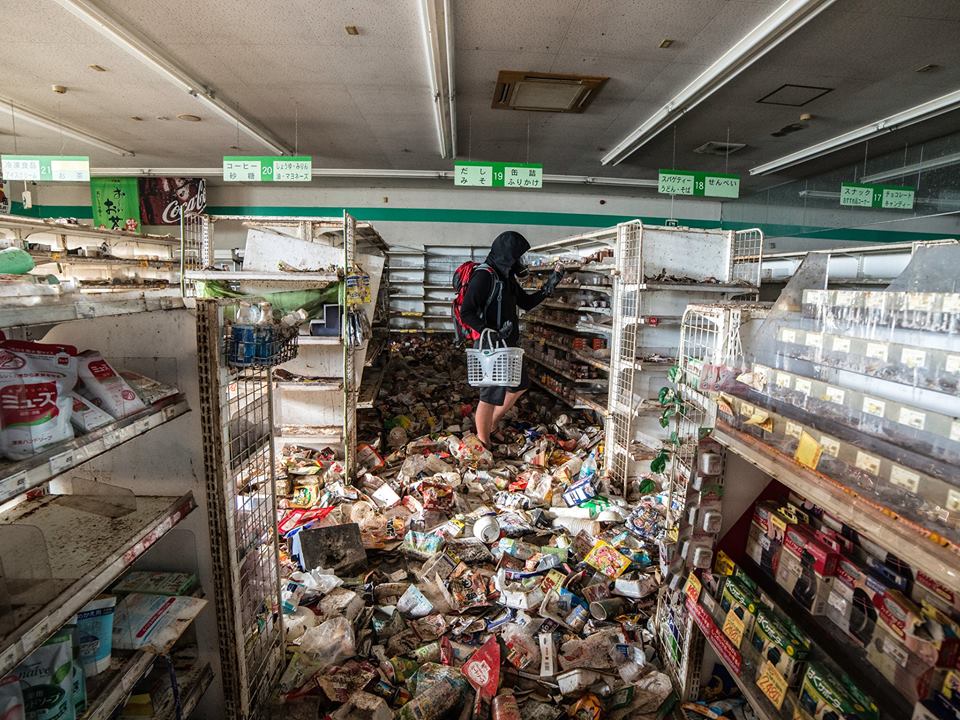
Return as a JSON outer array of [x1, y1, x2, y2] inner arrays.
[[0, 349, 25, 370], [161, 179, 207, 223]]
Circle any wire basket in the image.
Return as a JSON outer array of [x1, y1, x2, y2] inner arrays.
[[224, 323, 299, 368], [466, 329, 524, 387]]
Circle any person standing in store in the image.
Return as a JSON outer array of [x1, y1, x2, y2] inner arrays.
[[459, 230, 564, 449]]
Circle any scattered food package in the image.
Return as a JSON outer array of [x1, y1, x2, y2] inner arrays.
[[269, 335, 677, 719]]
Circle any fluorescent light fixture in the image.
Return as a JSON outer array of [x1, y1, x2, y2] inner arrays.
[[51, 0, 293, 155], [443, 0, 457, 158], [602, 0, 836, 166], [418, 0, 455, 159], [751, 88, 960, 176], [861, 150, 960, 184], [0, 97, 134, 156]]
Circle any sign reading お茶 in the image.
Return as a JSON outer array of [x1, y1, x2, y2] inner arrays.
[[0, 155, 90, 182], [454, 161, 542, 189], [658, 169, 740, 198]]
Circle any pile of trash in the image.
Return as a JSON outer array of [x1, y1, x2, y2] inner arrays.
[[271, 336, 676, 720]]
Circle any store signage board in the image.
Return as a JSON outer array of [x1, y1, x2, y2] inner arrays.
[[454, 161, 543, 189], [658, 169, 740, 198], [0, 155, 90, 182], [222, 156, 312, 182], [840, 182, 914, 209]]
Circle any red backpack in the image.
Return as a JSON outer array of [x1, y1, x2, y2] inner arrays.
[[452, 261, 502, 342]]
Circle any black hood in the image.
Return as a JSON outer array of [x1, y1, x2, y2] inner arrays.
[[485, 231, 530, 279]]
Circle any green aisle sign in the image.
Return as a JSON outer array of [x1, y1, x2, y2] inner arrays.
[[840, 182, 914, 210], [0, 155, 90, 181], [658, 169, 740, 198], [223, 156, 312, 182], [454, 161, 542, 189]]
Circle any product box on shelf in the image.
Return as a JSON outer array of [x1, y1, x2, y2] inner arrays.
[[798, 662, 879, 720], [750, 607, 811, 686], [825, 556, 890, 647], [913, 695, 960, 720], [773, 524, 838, 616], [746, 500, 794, 577], [915, 570, 960, 619], [719, 577, 761, 647], [874, 590, 960, 669], [867, 620, 943, 704]]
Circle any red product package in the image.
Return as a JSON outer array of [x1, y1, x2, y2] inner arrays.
[[0, 340, 78, 460], [278, 507, 335, 536], [77, 350, 146, 418], [782, 524, 839, 576], [462, 636, 500, 700]]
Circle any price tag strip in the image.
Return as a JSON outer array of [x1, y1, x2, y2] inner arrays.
[[718, 393, 957, 541], [746, 363, 958, 453], [776, 326, 960, 395]]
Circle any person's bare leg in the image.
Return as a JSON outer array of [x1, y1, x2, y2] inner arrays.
[[492, 389, 526, 429], [475, 401, 496, 446]]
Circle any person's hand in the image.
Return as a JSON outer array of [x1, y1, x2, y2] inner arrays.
[[496, 320, 514, 341], [543, 268, 564, 295]]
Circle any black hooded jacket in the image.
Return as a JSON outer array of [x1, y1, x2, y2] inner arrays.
[[460, 231, 548, 346]]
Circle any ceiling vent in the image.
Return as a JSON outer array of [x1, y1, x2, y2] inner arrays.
[[492, 70, 608, 113], [757, 83, 832, 107], [694, 141, 747, 156]]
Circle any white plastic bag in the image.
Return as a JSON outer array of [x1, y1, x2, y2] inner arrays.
[[299, 616, 356, 667]]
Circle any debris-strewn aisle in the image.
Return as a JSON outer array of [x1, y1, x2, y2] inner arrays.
[[271, 336, 675, 720]]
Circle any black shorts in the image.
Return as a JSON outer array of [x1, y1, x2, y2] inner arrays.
[[478, 357, 530, 406]]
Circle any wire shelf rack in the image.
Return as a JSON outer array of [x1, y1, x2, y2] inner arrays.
[[197, 298, 283, 720]]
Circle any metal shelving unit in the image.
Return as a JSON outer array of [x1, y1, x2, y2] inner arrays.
[[196, 298, 282, 720]]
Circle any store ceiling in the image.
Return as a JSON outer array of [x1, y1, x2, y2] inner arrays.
[[1, 0, 959, 192]]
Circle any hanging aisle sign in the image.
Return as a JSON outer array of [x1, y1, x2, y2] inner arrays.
[[0, 155, 90, 182], [840, 182, 914, 210], [454, 161, 542, 189], [658, 169, 740, 198], [223, 156, 312, 182]]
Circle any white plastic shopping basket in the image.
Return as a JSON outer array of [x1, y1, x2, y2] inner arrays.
[[466, 329, 524, 387]]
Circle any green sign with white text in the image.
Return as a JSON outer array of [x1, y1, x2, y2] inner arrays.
[[0, 155, 90, 182], [658, 170, 740, 198], [840, 182, 914, 210], [223, 156, 312, 182], [454, 161, 542, 189]]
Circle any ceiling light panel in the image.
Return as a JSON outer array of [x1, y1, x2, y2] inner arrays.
[[756, 83, 832, 106]]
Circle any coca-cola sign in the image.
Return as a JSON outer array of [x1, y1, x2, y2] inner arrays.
[[138, 177, 206, 225]]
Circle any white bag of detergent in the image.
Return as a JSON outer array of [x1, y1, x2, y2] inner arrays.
[[76, 351, 145, 419]]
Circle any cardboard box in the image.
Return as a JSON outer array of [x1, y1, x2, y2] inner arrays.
[[915, 570, 960, 618], [747, 521, 781, 578], [798, 662, 879, 720], [776, 541, 834, 615], [719, 578, 761, 647], [750, 608, 811, 686], [824, 556, 889, 647], [867, 620, 941, 704], [874, 590, 960, 669], [782, 524, 839, 576]]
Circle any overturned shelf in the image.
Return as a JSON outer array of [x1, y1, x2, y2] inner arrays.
[[0, 215, 179, 246], [0, 491, 197, 677], [0, 395, 190, 504], [715, 423, 960, 595]]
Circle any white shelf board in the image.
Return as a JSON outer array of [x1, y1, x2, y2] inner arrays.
[[297, 335, 341, 346], [525, 353, 607, 385], [0, 491, 197, 677], [637, 282, 758, 293], [715, 423, 960, 595], [275, 380, 342, 392], [0, 289, 185, 330], [556, 284, 612, 294], [529, 375, 589, 410], [358, 365, 386, 410], [0, 215, 179, 246], [187, 270, 338, 286], [31, 253, 177, 268], [0, 395, 189, 504], [161, 662, 213, 720]]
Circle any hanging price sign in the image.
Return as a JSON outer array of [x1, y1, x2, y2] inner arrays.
[[454, 161, 542, 189], [1, 155, 90, 181], [223, 156, 312, 182], [840, 182, 914, 209], [658, 169, 740, 198]]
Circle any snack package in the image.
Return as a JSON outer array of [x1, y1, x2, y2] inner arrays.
[[15, 625, 77, 720], [0, 340, 78, 459], [69, 393, 113, 433], [77, 351, 146, 418]]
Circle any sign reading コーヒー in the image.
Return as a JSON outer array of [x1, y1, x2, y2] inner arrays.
[[840, 182, 914, 210], [454, 161, 542, 189], [223, 156, 312, 182], [0, 155, 90, 182], [658, 169, 740, 198]]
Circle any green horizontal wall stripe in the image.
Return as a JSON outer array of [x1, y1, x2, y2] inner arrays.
[[8, 201, 952, 244]]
